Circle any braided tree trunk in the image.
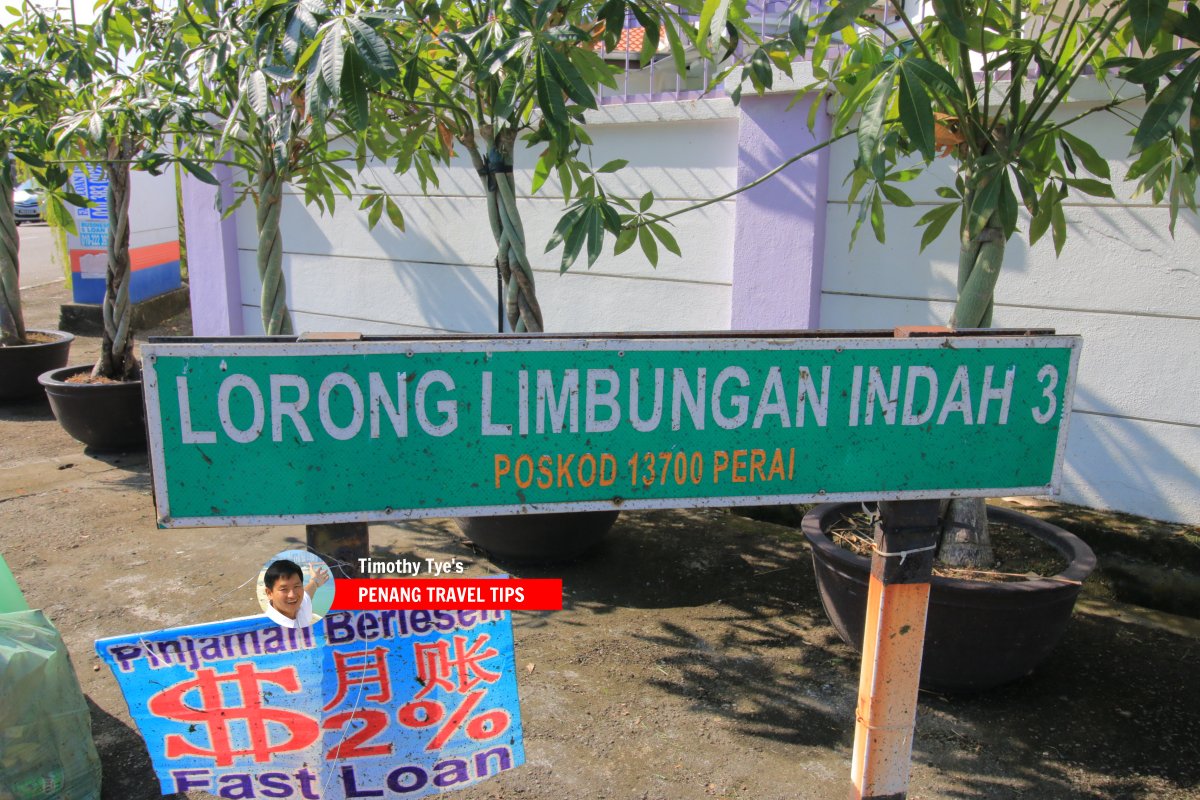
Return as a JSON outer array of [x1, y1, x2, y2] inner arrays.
[[937, 186, 1007, 569], [93, 157, 139, 381], [471, 127, 543, 333], [0, 154, 25, 346], [256, 160, 293, 336]]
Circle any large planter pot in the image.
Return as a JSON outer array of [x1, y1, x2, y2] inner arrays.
[[38, 365, 146, 451], [0, 330, 74, 401], [803, 502, 1096, 692], [456, 510, 619, 564]]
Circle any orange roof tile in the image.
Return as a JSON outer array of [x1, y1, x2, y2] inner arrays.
[[594, 26, 667, 56]]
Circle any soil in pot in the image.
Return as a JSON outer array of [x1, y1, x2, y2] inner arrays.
[[38, 364, 147, 451], [829, 509, 1069, 582], [804, 502, 1097, 692], [456, 510, 619, 565], [0, 330, 74, 401]]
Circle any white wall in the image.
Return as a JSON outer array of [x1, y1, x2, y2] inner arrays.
[[234, 99, 738, 336], [130, 167, 179, 249], [820, 101, 1200, 524], [228, 92, 1199, 525]]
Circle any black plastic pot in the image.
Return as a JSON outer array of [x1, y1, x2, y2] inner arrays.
[[38, 365, 146, 451], [456, 510, 619, 564], [0, 330, 74, 401], [803, 503, 1096, 692]]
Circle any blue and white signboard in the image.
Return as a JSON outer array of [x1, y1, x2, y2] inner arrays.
[[96, 610, 525, 798]]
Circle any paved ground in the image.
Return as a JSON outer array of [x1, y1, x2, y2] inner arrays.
[[2, 278, 1199, 800], [15, 223, 63, 290]]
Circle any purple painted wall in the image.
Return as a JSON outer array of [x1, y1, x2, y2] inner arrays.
[[181, 165, 243, 336], [730, 93, 830, 330]]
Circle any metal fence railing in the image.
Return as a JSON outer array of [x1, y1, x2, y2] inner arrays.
[[597, 1, 809, 105]]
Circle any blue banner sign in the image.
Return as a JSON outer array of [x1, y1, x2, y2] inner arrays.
[[96, 610, 524, 798]]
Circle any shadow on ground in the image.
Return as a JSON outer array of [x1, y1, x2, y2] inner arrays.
[[89, 698, 183, 800]]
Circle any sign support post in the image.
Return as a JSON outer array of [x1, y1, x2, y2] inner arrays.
[[849, 499, 942, 800]]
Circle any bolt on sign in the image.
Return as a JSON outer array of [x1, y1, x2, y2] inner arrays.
[[95, 610, 523, 799], [142, 332, 1081, 527]]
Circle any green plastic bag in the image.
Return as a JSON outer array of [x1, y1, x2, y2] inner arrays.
[[0, 610, 101, 800], [0, 555, 28, 614]]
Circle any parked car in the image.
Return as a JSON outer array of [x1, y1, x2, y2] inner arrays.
[[13, 179, 44, 224]]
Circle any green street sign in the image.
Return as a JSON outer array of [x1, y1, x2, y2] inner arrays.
[[142, 332, 1080, 528]]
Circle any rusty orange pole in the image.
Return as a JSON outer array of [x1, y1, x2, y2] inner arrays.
[[849, 499, 941, 800]]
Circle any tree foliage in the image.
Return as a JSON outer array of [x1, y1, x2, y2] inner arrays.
[[51, 0, 198, 379], [0, 8, 92, 346]]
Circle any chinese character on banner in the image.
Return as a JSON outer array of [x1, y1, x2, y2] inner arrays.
[[96, 609, 525, 799]]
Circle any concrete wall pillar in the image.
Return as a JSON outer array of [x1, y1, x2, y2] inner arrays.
[[730, 93, 830, 330], [181, 165, 243, 335]]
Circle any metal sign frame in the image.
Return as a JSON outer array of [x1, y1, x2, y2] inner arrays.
[[142, 329, 1081, 529]]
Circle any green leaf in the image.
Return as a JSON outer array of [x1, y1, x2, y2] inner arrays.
[[562, 209, 590, 270], [904, 58, 966, 106], [917, 203, 958, 252], [1060, 131, 1110, 179], [820, 0, 877, 35], [1130, 0, 1170, 52], [661, 17, 688, 76], [789, 13, 808, 56], [935, 186, 961, 199], [998, 173, 1018, 238], [857, 71, 895, 179], [1192, 90, 1200, 165], [1119, 48, 1195, 87], [541, 44, 597, 110], [600, 202, 622, 232], [340, 51, 369, 131], [699, 0, 734, 53], [535, 54, 569, 140], [750, 49, 774, 91], [320, 23, 345, 98], [347, 17, 395, 77], [1127, 138, 1169, 182], [639, 191, 653, 212], [385, 197, 405, 231], [869, 189, 885, 242], [569, 45, 619, 90], [1051, 196, 1067, 256], [534, 0, 560, 26], [367, 195, 383, 228], [600, 0, 625, 51], [559, 163, 573, 200], [546, 206, 585, 252], [1064, 178, 1115, 198], [638, 224, 659, 267], [495, 72, 519, 119], [531, 153, 552, 195], [1133, 59, 1200, 153], [879, 183, 914, 207], [585, 207, 604, 267], [1029, 201, 1051, 247], [897, 67, 935, 160], [931, 0, 969, 42], [631, 5, 661, 66], [1013, 169, 1038, 215], [179, 158, 219, 186], [649, 222, 681, 256], [597, 159, 628, 173], [248, 70, 269, 116], [614, 226, 637, 256], [508, 0, 534, 28]]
